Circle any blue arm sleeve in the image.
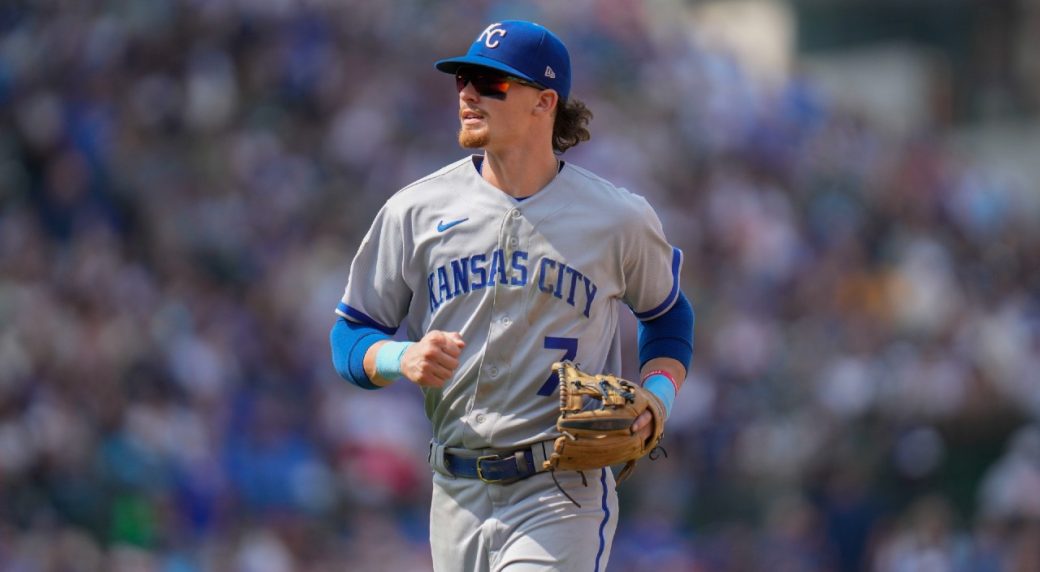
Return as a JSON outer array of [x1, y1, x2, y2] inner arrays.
[[330, 317, 390, 390], [637, 291, 694, 370]]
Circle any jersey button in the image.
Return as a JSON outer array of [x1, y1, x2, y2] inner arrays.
[[501, 316, 512, 326], [508, 237, 519, 248], [488, 366, 499, 378], [475, 414, 487, 424], [510, 209, 521, 218]]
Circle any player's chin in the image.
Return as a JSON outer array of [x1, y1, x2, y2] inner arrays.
[[458, 127, 490, 149]]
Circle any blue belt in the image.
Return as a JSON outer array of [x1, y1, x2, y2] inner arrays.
[[444, 448, 540, 484]]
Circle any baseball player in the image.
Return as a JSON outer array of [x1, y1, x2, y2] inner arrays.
[[330, 20, 694, 571]]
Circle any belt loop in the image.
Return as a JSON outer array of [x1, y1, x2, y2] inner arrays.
[[429, 440, 454, 478], [515, 449, 529, 475], [532, 439, 553, 473]]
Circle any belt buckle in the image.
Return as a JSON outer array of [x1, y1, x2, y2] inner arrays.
[[476, 454, 504, 484]]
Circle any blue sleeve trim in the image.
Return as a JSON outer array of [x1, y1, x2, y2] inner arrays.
[[336, 302, 396, 335], [633, 247, 683, 320], [330, 317, 390, 390], [637, 290, 694, 370]]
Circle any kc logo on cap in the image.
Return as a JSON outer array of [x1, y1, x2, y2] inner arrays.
[[434, 20, 573, 100], [478, 23, 507, 48]]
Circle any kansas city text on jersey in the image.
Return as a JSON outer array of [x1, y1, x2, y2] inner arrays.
[[427, 248, 599, 317]]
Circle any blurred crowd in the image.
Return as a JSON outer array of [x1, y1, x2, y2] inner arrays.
[[1, 1, 1038, 571]]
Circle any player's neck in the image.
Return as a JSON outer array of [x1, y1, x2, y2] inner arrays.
[[481, 146, 559, 199]]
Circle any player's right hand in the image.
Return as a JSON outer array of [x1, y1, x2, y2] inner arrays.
[[400, 331, 465, 388]]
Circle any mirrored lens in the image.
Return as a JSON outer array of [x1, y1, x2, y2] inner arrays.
[[455, 71, 512, 98]]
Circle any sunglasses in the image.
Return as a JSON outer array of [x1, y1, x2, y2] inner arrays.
[[455, 68, 544, 99]]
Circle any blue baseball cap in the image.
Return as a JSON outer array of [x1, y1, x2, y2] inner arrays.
[[435, 21, 572, 100]]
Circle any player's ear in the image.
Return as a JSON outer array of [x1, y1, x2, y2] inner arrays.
[[533, 89, 559, 116]]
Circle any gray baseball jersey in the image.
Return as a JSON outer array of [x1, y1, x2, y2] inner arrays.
[[336, 155, 682, 451]]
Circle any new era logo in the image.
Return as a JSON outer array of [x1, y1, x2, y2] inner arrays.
[[544, 66, 556, 79]]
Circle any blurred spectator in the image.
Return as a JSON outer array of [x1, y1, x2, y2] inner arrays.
[[873, 495, 961, 572], [978, 424, 1040, 522]]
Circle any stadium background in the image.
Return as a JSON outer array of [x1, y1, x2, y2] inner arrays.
[[1, 0, 1038, 570]]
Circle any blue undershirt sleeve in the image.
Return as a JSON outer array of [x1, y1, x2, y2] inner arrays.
[[637, 291, 694, 370], [330, 317, 390, 390]]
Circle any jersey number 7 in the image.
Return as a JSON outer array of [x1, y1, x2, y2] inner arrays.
[[536, 336, 578, 396]]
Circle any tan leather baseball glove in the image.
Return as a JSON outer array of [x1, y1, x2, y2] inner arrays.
[[542, 361, 667, 485]]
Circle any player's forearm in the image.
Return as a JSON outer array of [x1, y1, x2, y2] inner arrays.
[[363, 340, 396, 387], [330, 317, 390, 389], [640, 357, 685, 391], [639, 356, 684, 419]]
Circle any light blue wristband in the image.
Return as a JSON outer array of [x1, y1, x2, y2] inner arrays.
[[643, 374, 676, 419], [375, 341, 414, 382]]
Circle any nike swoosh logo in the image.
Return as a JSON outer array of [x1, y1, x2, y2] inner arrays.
[[437, 218, 469, 232]]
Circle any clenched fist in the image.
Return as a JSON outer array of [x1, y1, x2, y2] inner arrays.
[[400, 331, 465, 388]]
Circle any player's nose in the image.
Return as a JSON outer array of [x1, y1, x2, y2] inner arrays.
[[459, 82, 480, 103]]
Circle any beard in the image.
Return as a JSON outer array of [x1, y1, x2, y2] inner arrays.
[[458, 126, 489, 149]]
